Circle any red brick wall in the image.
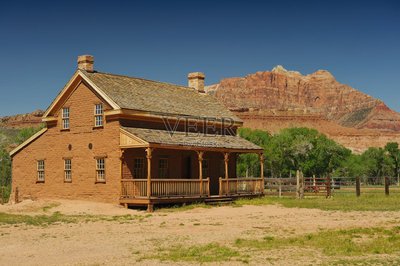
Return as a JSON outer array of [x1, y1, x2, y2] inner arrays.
[[12, 81, 121, 203]]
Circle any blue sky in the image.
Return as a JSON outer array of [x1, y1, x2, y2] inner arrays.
[[0, 0, 399, 116]]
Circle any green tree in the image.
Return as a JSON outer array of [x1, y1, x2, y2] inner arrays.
[[237, 127, 350, 178], [0, 149, 12, 203], [14, 126, 44, 145], [0, 125, 43, 203], [385, 142, 400, 185], [237, 128, 270, 177], [361, 147, 393, 184]]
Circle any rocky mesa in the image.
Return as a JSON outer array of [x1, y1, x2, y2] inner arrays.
[[0, 110, 44, 129], [206, 66, 400, 153]]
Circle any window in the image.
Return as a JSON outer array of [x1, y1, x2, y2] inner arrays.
[[133, 158, 145, 178], [94, 104, 103, 127], [202, 159, 209, 178], [37, 160, 45, 182], [62, 107, 70, 129], [64, 159, 72, 182], [158, 158, 168, 178], [96, 158, 105, 182]]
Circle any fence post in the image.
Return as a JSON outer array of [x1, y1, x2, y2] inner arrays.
[[384, 176, 390, 196], [300, 171, 304, 199], [15, 187, 19, 203], [296, 170, 300, 199], [278, 179, 282, 198], [355, 176, 360, 197], [326, 176, 331, 198]]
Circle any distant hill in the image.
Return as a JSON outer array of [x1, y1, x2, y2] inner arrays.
[[0, 110, 44, 129], [206, 66, 400, 153], [0, 110, 44, 151]]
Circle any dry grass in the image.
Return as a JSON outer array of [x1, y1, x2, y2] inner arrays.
[[235, 190, 400, 211]]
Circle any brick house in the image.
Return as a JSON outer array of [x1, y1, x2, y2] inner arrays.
[[10, 55, 264, 211]]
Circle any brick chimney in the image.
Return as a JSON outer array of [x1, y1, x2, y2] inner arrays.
[[188, 72, 205, 93], [77, 55, 94, 72]]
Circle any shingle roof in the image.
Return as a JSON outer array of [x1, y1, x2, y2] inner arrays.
[[81, 71, 241, 123], [121, 127, 262, 151]]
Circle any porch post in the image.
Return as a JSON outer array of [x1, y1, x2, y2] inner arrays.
[[259, 153, 265, 194], [197, 151, 204, 196], [146, 147, 153, 211], [120, 149, 127, 208], [224, 152, 229, 194]]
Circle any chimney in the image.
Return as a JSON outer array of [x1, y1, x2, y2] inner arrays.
[[77, 55, 94, 72], [188, 72, 205, 93]]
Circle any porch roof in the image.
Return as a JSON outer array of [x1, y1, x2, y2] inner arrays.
[[120, 127, 263, 152]]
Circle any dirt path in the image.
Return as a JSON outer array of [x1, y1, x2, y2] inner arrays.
[[1, 200, 400, 265]]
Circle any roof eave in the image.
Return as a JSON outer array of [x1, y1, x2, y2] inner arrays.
[[106, 108, 243, 127], [9, 128, 48, 157]]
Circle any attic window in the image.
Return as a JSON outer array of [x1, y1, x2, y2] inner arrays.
[[62, 107, 70, 129], [94, 104, 103, 127]]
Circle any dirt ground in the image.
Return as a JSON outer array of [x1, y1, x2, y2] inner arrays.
[[1, 199, 400, 265]]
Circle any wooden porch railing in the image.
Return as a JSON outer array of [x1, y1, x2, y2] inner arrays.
[[121, 179, 147, 198], [121, 178, 210, 199], [219, 177, 264, 196]]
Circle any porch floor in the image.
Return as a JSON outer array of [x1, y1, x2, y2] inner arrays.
[[120, 193, 263, 207]]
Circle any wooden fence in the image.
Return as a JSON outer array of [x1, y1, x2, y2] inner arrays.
[[264, 178, 297, 196], [219, 177, 263, 196], [331, 176, 399, 196], [265, 171, 331, 198]]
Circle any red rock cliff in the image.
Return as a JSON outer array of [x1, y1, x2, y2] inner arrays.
[[206, 66, 400, 152]]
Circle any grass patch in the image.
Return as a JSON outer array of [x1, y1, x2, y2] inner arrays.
[[235, 226, 400, 256], [0, 212, 151, 226], [142, 243, 245, 263], [0, 212, 77, 226], [328, 256, 400, 265], [235, 191, 400, 211], [42, 202, 61, 212]]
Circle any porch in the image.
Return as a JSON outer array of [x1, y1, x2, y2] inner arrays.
[[119, 127, 264, 211]]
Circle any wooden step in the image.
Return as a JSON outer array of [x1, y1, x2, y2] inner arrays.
[[204, 197, 233, 205]]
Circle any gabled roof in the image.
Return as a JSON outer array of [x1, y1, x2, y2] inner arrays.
[[121, 127, 262, 152], [43, 70, 120, 118], [81, 71, 242, 123], [44, 70, 242, 124]]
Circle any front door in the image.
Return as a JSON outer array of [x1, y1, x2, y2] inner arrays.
[[182, 156, 192, 178], [210, 176, 219, 195]]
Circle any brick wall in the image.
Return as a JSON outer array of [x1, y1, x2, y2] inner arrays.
[[11, 81, 121, 204]]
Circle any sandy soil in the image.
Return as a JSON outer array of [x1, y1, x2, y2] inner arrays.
[[1, 200, 400, 265]]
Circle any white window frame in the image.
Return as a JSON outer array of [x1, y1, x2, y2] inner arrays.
[[96, 158, 106, 182], [94, 103, 104, 127], [64, 159, 72, 182], [62, 107, 70, 129], [37, 160, 45, 182]]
